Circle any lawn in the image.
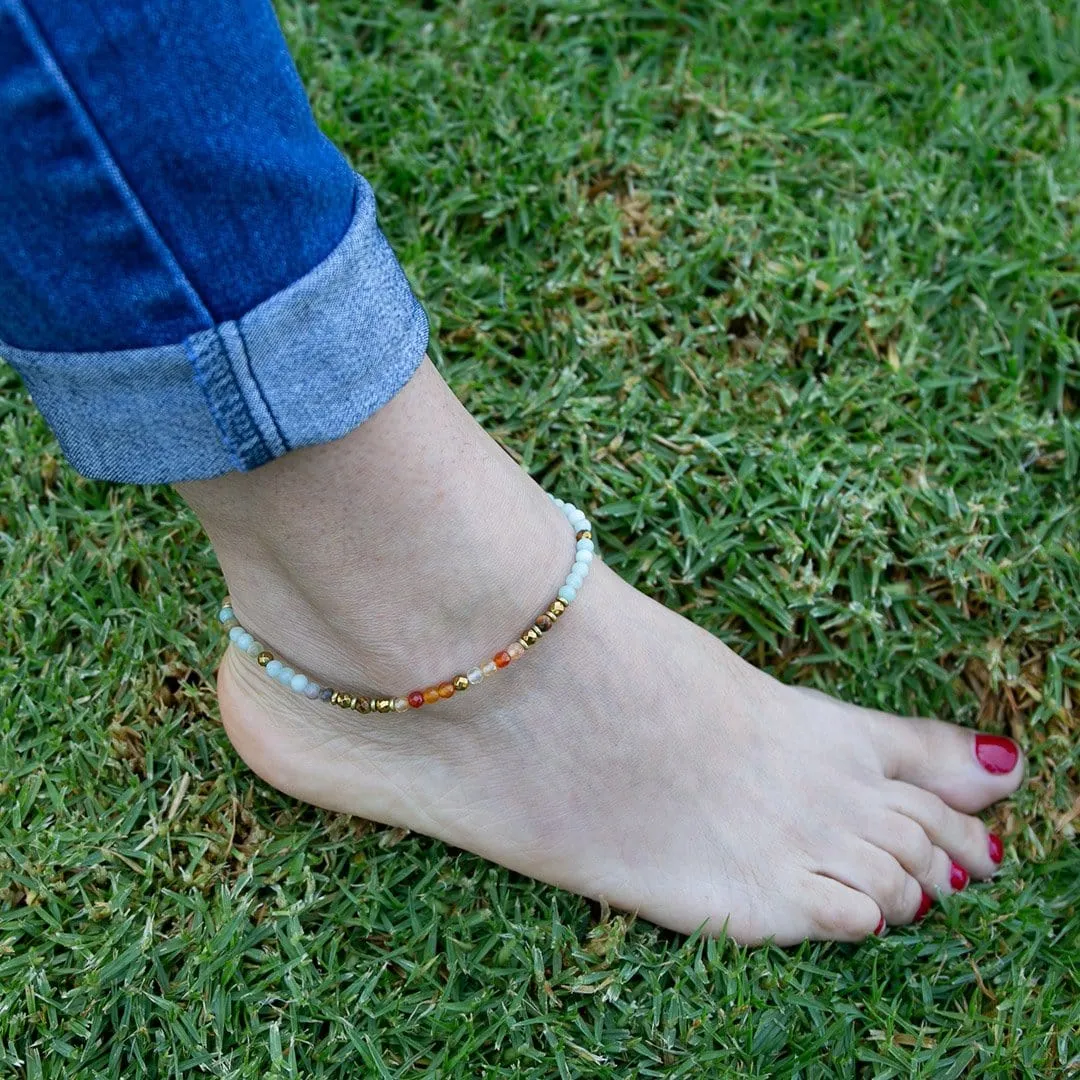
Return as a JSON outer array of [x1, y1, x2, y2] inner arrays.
[[2, 0, 1079, 1075]]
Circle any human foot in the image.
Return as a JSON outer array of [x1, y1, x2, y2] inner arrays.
[[179, 360, 1024, 945]]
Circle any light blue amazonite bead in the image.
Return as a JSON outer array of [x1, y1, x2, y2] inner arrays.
[[576, 539, 594, 553], [303, 682, 321, 699], [277, 667, 295, 685], [558, 586, 577, 603], [565, 573, 585, 591], [228, 625, 244, 642], [290, 673, 308, 693], [217, 607, 234, 623], [245, 639, 263, 656], [236, 632, 254, 651], [265, 660, 282, 678], [575, 549, 594, 564]]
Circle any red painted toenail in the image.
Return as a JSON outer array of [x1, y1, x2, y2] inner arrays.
[[916, 891, 933, 920], [949, 861, 969, 891], [874, 916, 886, 936], [974, 734, 1019, 775], [988, 833, 1003, 864]]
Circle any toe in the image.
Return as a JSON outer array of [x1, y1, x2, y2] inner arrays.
[[866, 811, 967, 906], [823, 841, 925, 926], [802, 874, 884, 943], [874, 714, 1024, 813], [886, 781, 1001, 880]]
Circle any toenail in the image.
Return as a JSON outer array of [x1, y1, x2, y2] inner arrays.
[[974, 734, 1019, 775], [874, 915, 886, 936], [988, 833, 1003, 864], [949, 861, 969, 891], [915, 891, 933, 920]]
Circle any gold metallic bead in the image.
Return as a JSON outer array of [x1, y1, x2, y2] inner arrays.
[[256, 651, 273, 667], [329, 690, 341, 705], [575, 530, 592, 541], [354, 697, 372, 714], [374, 698, 393, 713], [518, 637, 530, 650], [521, 628, 540, 647], [340, 694, 357, 709], [550, 598, 567, 616], [453, 675, 470, 692]]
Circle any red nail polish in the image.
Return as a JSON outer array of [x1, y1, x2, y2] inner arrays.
[[988, 833, 1003, 864], [874, 915, 886, 936], [915, 891, 933, 920], [974, 734, 1019, 775], [949, 861, 969, 891]]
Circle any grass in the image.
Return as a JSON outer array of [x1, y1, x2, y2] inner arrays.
[[2, 0, 1079, 1075]]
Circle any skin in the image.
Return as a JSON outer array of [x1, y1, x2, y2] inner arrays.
[[178, 359, 1024, 945]]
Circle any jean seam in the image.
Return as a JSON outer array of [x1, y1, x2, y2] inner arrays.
[[15, 0, 274, 469], [235, 321, 289, 453]]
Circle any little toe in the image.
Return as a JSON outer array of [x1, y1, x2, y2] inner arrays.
[[875, 714, 1024, 813], [801, 874, 884, 943], [887, 781, 1000, 880]]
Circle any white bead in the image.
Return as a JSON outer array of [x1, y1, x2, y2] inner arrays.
[[265, 660, 282, 677], [558, 586, 577, 603], [576, 539, 594, 552], [277, 667, 295, 684], [228, 625, 244, 643], [393, 698, 408, 713], [467, 668, 484, 684], [482, 660, 498, 676], [565, 572, 585, 591], [575, 549, 594, 564], [303, 682, 321, 699], [290, 673, 308, 693]]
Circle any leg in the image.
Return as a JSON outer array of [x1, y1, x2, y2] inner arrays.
[[2, 2, 1023, 944]]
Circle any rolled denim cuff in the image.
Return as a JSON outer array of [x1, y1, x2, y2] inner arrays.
[[1, 175, 428, 483]]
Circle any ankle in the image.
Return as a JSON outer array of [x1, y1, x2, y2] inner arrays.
[[177, 360, 574, 691]]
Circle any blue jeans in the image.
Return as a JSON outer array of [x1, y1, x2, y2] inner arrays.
[[0, 0, 428, 482]]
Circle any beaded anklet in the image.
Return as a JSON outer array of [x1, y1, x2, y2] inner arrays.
[[217, 496, 595, 714]]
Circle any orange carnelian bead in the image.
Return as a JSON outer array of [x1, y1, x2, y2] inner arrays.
[[407, 691, 425, 709], [423, 687, 441, 705], [494, 651, 512, 668], [437, 682, 455, 699]]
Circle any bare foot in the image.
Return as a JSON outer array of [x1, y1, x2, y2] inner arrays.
[[179, 360, 1023, 945]]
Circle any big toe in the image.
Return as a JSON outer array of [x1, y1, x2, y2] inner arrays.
[[876, 714, 1024, 813]]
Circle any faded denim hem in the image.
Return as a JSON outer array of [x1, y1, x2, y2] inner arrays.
[[0, 174, 429, 483]]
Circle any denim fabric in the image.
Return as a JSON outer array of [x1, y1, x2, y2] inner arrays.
[[0, 0, 428, 481]]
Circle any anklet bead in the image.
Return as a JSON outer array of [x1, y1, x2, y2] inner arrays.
[[393, 697, 409, 712], [218, 606, 234, 623], [277, 667, 295, 685], [257, 651, 273, 667], [575, 530, 591, 541], [494, 651, 512, 669], [535, 614, 553, 632], [467, 668, 484, 685], [289, 673, 308, 693], [550, 598, 567, 616], [575, 549, 594, 564], [506, 642, 525, 660], [522, 627, 541, 646], [482, 660, 498, 677], [318, 687, 333, 702], [423, 687, 441, 705], [558, 586, 576, 603], [408, 691, 425, 709], [453, 675, 470, 692], [303, 683, 321, 700], [355, 697, 372, 713], [437, 682, 455, 699], [265, 659, 282, 678]]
